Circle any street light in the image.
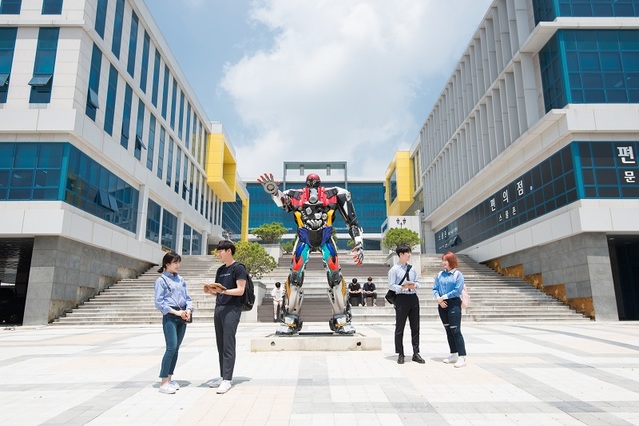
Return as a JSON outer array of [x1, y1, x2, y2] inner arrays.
[[396, 218, 406, 228]]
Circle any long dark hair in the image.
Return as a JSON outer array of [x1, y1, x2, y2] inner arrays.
[[157, 252, 181, 273]]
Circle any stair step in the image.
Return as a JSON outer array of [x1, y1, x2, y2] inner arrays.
[[54, 252, 590, 326]]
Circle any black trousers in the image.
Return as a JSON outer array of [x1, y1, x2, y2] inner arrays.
[[214, 303, 242, 380], [394, 293, 420, 355]]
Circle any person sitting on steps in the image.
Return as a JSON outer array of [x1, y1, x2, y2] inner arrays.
[[363, 276, 377, 306]]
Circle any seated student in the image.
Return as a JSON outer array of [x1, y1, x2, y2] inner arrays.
[[348, 278, 364, 306], [363, 276, 378, 306]]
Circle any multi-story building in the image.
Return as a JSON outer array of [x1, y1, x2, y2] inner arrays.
[[226, 162, 386, 251], [0, 0, 243, 325], [417, 0, 639, 320]]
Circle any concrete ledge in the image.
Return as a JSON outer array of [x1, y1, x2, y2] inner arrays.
[[251, 331, 381, 351]]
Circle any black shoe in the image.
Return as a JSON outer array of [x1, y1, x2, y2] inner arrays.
[[412, 354, 425, 364], [397, 354, 405, 364]]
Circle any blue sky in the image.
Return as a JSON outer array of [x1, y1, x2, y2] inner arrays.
[[145, 0, 493, 180]]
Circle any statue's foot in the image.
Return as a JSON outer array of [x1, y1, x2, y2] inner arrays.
[[330, 315, 355, 334], [275, 325, 298, 335], [335, 324, 356, 335], [277, 315, 302, 335]]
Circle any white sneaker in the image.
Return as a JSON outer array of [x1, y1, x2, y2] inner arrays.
[[169, 380, 180, 390], [216, 380, 232, 394], [454, 357, 466, 368], [443, 353, 459, 364], [159, 383, 176, 394], [205, 377, 222, 388]]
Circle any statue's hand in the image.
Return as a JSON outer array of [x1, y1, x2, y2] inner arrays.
[[350, 243, 364, 266], [257, 173, 280, 195]]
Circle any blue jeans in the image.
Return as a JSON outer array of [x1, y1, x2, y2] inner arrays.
[[438, 297, 466, 356], [159, 314, 187, 378]]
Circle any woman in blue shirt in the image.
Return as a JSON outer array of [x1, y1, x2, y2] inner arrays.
[[154, 252, 193, 394], [433, 251, 467, 368]]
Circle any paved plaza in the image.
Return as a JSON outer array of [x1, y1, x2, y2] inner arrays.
[[1, 320, 638, 425]]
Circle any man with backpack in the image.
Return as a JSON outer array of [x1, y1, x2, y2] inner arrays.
[[204, 239, 246, 394]]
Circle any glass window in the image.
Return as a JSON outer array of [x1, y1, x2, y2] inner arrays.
[[65, 144, 139, 233], [134, 99, 145, 160], [121, 84, 133, 149], [145, 198, 161, 243], [146, 114, 156, 171], [140, 32, 149, 93], [127, 12, 138, 77], [182, 223, 191, 255], [42, 0, 63, 14], [0, 0, 21, 14], [29, 27, 59, 104], [161, 209, 177, 251], [111, 0, 124, 58], [104, 64, 118, 136], [192, 230, 201, 255], [166, 137, 173, 187], [151, 50, 160, 106], [95, 0, 108, 38], [185, 104, 192, 150], [161, 65, 169, 119], [157, 126, 165, 180], [170, 78, 177, 130], [182, 158, 188, 201], [85, 43, 102, 120], [174, 146, 181, 194], [0, 27, 17, 103], [178, 91, 184, 139]]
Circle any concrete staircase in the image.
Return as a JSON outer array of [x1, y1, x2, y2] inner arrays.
[[258, 252, 591, 324], [52, 256, 221, 325], [52, 251, 590, 326]]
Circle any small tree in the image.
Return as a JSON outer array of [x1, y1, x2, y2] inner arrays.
[[252, 222, 287, 244], [381, 228, 421, 251], [281, 240, 295, 254], [233, 241, 277, 280]]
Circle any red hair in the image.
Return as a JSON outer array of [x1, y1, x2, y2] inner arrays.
[[442, 251, 458, 269]]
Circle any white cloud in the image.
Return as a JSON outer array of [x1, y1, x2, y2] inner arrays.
[[222, 0, 492, 180]]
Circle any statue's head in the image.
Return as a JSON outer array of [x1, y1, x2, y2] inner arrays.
[[305, 173, 321, 188]]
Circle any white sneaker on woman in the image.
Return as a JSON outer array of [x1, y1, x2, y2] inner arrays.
[[443, 353, 459, 364], [454, 357, 466, 368], [159, 383, 176, 394], [216, 380, 232, 394], [169, 380, 180, 390]]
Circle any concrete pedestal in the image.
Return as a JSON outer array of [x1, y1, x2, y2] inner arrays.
[[251, 331, 381, 352]]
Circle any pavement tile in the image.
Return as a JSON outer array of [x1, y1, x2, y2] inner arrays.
[[0, 321, 638, 425]]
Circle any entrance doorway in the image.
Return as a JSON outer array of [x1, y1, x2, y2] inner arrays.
[[0, 238, 33, 325], [608, 236, 639, 320]]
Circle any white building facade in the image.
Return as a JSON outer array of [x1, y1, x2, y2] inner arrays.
[[0, 0, 233, 324], [419, 0, 639, 321]]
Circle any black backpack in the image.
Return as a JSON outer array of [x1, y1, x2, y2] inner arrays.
[[232, 262, 255, 312]]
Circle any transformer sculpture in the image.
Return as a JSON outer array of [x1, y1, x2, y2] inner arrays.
[[257, 172, 364, 335]]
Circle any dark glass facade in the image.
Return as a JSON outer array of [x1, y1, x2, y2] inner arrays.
[[0, 142, 140, 234], [534, 0, 639, 23], [541, 30, 639, 112], [436, 141, 639, 252]]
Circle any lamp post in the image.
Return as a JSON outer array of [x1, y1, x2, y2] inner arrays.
[[396, 218, 406, 229]]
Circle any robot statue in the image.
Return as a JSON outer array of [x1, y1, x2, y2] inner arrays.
[[257, 172, 365, 335]]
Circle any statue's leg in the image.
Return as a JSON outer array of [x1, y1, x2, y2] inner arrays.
[[322, 237, 356, 334], [276, 238, 309, 335]]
